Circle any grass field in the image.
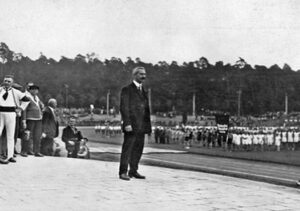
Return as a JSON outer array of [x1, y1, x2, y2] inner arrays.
[[76, 127, 300, 166]]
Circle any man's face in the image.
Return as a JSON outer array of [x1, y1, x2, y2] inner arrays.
[[69, 118, 76, 127], [52, 100, 57, 108], [134, 69, 146, 84], [3, 77, 13, 88], [29, 88, 39, 95], [49, 100, 57, 109]]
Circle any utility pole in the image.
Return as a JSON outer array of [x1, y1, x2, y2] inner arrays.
[[106, 90, 110, 116], [285, 92, 288, 115], [64, 84, 69, 109], [237, 89, 242, 117], [192, 92, 196, 117], [148, 88, 152, 114]]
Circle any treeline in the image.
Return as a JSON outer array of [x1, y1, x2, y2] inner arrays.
[[0, 42, 300, 115]]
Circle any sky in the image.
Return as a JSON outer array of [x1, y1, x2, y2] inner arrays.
[[0, 0, 300, 69]]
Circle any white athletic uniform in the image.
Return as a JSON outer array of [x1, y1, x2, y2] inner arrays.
[[0, 87, 25, 160], [281, 132, 287, 143], [275, 134, 281, 146], [232, 134, 236, 145], [245, 134, 251, 145], [258, 134, 264, 145], [234, 134, 241, 146], [267, 134, 273, 145], [294, 132, 299, 143], [288, 132, 294, 143], [254, 134, 258, 145]]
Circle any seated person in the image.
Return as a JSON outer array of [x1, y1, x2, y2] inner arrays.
[[62, 116, 83, 158]]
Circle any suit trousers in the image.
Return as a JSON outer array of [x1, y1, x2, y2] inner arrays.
[[0, 112, 16, 160], [26, 120, 42, 154], [119, 132, 145, 175]]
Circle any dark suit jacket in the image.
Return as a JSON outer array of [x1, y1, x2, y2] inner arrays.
[[62, 125, 83, 144], [120, 82, 151, 134], [42, 106, 59, 138]]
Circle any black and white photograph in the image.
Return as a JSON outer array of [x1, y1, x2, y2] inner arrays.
[[0, 0, 300, 210]]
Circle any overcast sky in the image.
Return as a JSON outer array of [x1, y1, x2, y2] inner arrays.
[[0, 0, 299, 69]]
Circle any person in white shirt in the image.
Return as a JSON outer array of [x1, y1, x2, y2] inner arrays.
[[294, 130, 299, 145], [289, 130, 295, 150], [275, 131, 281, 151], [0, 75, 29, 164]]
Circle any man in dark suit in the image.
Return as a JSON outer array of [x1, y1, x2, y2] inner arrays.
[[62, 116, 83, 158], [41, 98, 59, 156], [119, 67, 152, 181]]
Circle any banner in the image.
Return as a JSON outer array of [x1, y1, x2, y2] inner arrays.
[[215, 114, 229, 134]]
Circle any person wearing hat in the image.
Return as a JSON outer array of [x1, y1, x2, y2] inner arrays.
[[0, 75, 29, 164], [119, 67, 152, 180], [21, 83, 44, 157]]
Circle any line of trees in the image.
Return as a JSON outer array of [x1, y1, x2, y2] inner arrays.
[[0, 42, 300, 116]]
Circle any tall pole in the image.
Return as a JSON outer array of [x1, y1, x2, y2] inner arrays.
[[64, 84, 69, 109], [285, 92, 288, 115], [192, 92, 196, 117], [106, 90, 110, 116], [237, 89, 242, 117], [148, 88, 152, 114]]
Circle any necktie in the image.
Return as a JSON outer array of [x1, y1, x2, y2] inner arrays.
[[52, 109, 57, 122], [2, 89, 8, 100]]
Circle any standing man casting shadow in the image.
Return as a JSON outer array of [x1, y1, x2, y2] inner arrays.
[[22, 83, 44, 157], [0, 75, 29, 164], [41, 98, 59, 156], [119, 67, 152, 181]]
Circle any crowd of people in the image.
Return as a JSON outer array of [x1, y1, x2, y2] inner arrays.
[[154, 125, 300, 151], [92, 119, 300, 153], [0, 75, 87, 164]]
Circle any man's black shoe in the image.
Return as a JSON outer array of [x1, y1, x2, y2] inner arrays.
[[27, 152, 34, 156], [8, 158, 16, 163], [119, 173, 130, 181], [0, 159, 9, 164], [20, 152, 28, 157], [35, 153, 44, 157], [129, 172, 146, 179]]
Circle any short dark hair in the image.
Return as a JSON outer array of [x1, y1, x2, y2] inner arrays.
[[69, 116, 76, 120], [4, 75, 14, 80]]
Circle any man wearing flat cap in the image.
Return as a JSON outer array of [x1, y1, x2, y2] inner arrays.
[[22, 83, 44, 157], [0, 75, 29, 164], [119, 66, 152, 180]]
